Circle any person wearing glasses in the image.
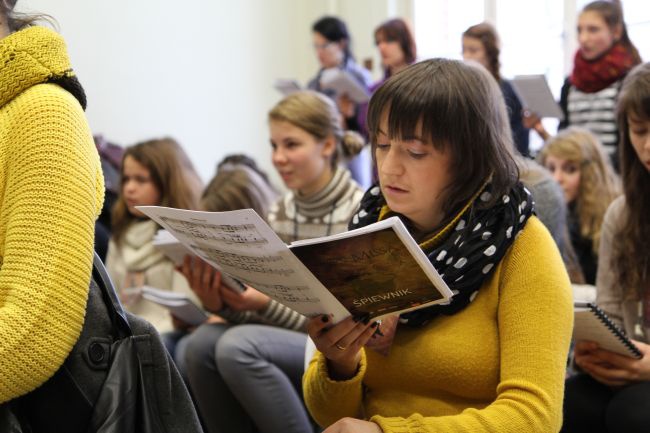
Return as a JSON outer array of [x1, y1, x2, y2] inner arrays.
[[308, 16, 373, 190]]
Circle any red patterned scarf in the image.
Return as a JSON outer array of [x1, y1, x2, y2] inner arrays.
[[571, 42, 636, 93]]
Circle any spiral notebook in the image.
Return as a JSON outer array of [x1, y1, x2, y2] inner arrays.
[[574, 302, 642, 359]]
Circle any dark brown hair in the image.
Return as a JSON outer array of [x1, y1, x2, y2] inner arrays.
[[112, 138, 203, 243], [374, 18, 417, 76], [312, 16, 354, 63], [462, 22, 501, 81], [582, 0, 641, 65], [367, 58, 519, 221], [1, 0, 54, 32], [613, 62, 650, 298]]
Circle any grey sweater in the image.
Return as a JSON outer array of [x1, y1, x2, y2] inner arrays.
[[596, 196, 649, 342]]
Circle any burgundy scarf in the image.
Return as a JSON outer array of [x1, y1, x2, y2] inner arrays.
[[571, 42, 636, 93]]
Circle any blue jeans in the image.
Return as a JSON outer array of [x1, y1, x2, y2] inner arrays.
[[184, 323, 312, 433]]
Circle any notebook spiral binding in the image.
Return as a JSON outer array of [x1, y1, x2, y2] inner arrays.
[[589, 303, 643, 359]]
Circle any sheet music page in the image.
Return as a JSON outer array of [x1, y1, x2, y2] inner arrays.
[[137, 206, 350, 322]]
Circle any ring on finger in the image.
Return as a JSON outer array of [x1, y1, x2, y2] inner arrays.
[[335, 343, 346, 351]]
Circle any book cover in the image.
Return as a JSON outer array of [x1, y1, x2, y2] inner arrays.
[[290, 227, 446, 319]]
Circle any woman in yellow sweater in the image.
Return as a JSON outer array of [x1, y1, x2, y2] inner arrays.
[[0, 0, 104, 404], [303, 59, 574, 433]]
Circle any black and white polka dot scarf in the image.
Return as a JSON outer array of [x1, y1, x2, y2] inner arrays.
[[349, 181, 534, 327]]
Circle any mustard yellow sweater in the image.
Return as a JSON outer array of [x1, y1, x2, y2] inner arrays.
[[303, 217, 573, 432], [0, 27, 104, 402]]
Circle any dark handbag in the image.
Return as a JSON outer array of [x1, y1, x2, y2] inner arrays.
[[3, 254, 203, 433], [86, 253, 164, 432]]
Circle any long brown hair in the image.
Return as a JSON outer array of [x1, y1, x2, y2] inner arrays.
[[462, 22, 501, 81], [374, 18, 417, 77], [614, 63, 650, 298], [367, 59, 519, 221], [111, 138, 202, 243], [538, 127, 620, 254], [582, 0, 642, 65]]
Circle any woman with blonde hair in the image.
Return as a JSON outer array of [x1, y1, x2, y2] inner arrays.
[[106, 137, 203, 332], [183, 91, 365, 433], [538, 127, 620, 284]]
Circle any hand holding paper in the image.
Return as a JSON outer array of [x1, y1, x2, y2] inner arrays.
[[320, 68, 370, 104]]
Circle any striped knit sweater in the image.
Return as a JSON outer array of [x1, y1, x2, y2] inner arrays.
[[0, 27, 104, 402], [561, 79, 621, 156], [227, 166, 363, 331], [268, 166, 363, 244]]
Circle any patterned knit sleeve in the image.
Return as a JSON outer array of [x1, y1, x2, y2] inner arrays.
[[0, 84, 103, 403], [258, 299, 307, 331], [216, 308, 255, 324]]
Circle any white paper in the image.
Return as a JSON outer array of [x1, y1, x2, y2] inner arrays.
[[320, 68, 370, 103], [511, 74, 564, 120], [574, 305, 640, 358], [153, 229, 191, 266], [274, 78, 302, 96], [141, 286, 208, 327], [152, 229, 245, 293], [137, 206, 350, 322]]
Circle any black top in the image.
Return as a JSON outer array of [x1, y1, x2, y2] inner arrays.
[[500, 79, 530, 157], [568, 204, 597, 285]]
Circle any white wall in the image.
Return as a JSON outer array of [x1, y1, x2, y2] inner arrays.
[[16, 0, 404, 186]]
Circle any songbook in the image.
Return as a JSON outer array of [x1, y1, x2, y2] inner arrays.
[[136, 206, 453, 323], [141, 286, 209, 327], [319, 68, 371, 103], [511, 74, 564, 120], [574, 301, 642, 359], [273, 78, 302, 96], [152, 229, 247, 293]]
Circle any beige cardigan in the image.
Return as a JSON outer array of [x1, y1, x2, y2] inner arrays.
[[596, 196, 649, 342], [106, 220, 199, 333]]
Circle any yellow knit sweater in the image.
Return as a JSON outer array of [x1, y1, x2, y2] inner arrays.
[[0, 27, 104, 402], [303, 217, 574, 432]]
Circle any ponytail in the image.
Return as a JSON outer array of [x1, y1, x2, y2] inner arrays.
[[339, 130, 365, 159]]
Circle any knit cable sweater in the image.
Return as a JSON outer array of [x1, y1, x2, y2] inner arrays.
[[268, 166, 363, 244], [303, 217, 573, 433], [0, 27, 104, 402]]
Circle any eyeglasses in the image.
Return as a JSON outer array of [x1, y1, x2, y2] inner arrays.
[[313, 41, 335, 51]]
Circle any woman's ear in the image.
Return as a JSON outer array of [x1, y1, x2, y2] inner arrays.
[[321, 135, 337, 159]]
